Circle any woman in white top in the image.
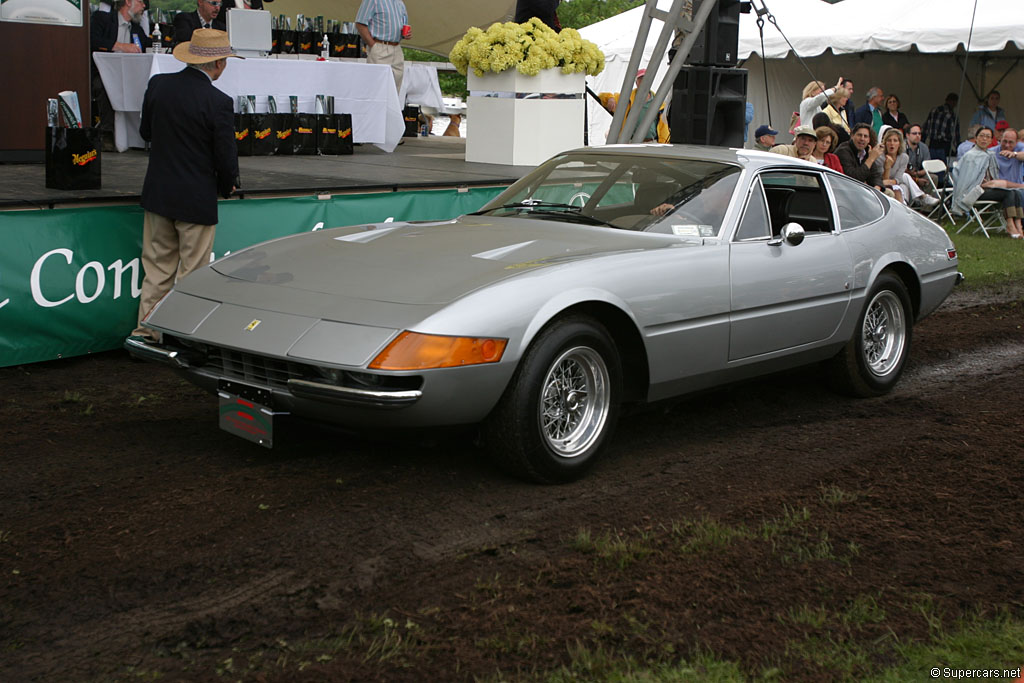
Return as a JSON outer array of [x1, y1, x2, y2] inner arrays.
[[798, 76, 843, 130]]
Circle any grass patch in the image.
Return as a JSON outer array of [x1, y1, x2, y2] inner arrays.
[[571, 527, 654, 569], [819, 484, 859, 506], [876, 613, 1024, 682], [546, 643, 749, 683], [946, 227, 1024, 288], [671, 515, 750, 554]]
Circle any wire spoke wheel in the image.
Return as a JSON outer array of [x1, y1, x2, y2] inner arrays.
[[861, 289, 907, 378], [539, 346, 610, 458]]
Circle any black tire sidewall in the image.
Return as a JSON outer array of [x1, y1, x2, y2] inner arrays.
[[488, 316, 622, 483], [851, 274, 913, 395]]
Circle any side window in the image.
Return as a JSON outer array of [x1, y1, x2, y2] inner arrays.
[[828, 174, 885, 229], [760, 172, 834, 235], [735, 178, 770, 241]]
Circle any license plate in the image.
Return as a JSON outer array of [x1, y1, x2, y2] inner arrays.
[[218, 380, 274, 448]]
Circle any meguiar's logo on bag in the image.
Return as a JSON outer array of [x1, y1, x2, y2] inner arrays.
[[236, 127, 249, 141], [277, 129, 292, 140], [298, 127, 313, 134], [321, 127, 336, 135], [339, 128, 352, 138], [72, 149, 98, 166], [255, 128, 272, 140], [300, 41, 311, 51]]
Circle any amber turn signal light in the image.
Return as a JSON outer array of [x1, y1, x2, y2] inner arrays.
[[369, 331, 508, 370]]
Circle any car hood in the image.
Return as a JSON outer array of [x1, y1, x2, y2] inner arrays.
[[211, 215, 675, 305]]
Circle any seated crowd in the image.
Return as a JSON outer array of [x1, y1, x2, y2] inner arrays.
[[754, 79, 1023, 238]]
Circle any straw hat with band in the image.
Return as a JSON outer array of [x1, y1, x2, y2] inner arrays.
[[172, 28, 244, 64]]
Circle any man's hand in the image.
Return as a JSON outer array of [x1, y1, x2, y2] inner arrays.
[[867, 143, 884, 163], [650, 203, 673, 217], [112, 41, 142, 54]]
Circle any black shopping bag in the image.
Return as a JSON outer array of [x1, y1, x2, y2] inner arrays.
[[317, 114, 338, 155], [234, 114, 254, 157], [328, 31, 344, 58], [293, 113, 318, 154], [298, 30, 315, 55], [342, 33, 361, 58], [275, 114, 296, 155], [159, 22, 174, 51], [334, 113, 354, 155], [279, 29, 297, 55], [403, 106, 420, 137], [45, 127, 102, 190], [251, 113, 279, 156], [271, 28, 282, 54]]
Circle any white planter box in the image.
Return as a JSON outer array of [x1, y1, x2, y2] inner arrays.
[[466, 69, 585, 167]]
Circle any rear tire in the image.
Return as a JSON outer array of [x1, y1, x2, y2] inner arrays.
[[484, 316, 622, 484], [829, 273, 912, 397]]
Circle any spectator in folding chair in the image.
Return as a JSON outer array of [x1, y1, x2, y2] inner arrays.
[[904, 123, 933, 190], [952, 127, 1024, 239], [994, 126, 1024, 207], [957, 124, 983, 160]]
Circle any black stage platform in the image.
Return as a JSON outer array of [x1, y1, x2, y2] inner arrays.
[[0, 136, 532, 210]]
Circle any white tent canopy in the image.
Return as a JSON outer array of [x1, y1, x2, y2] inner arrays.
[[581, 0, 1024, 146]]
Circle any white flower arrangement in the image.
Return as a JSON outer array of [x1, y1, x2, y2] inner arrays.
[[449, 18, 605, 78]]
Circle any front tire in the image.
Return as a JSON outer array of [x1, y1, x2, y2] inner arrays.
[[829, 273, 912, 397], [485, 316, 622, 484]]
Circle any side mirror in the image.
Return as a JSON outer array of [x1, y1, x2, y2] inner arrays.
[[769, 222, 805, 246]]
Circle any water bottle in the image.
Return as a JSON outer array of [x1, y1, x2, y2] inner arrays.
[[152, 23, 162, 53], [321, 33, 330, 59]]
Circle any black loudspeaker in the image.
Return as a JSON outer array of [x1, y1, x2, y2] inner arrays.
[[687, 0, 741, 67], [670, 66, 748, 147]]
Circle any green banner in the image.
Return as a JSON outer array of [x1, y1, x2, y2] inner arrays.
[[0, 187, 505, 367]]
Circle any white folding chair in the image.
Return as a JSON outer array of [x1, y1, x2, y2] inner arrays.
[[958, 199, 1007, 238], [946, 160, 1006, 238], [921, 158, 955, 224]]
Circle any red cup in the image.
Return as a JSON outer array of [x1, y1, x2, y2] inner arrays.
[[401, 24, 411, 39]]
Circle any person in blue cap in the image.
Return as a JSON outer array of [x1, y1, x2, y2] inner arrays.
[[752, 124, 778, 152]]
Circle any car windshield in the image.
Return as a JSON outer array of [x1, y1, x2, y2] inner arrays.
[[474, 152, 741, 237]]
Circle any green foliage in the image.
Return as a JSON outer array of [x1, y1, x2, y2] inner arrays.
[[558, 0, 646, 30], [149, 0, 194, 13]]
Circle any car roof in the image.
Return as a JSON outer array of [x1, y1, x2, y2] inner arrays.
[[560, 144, 827, 172]]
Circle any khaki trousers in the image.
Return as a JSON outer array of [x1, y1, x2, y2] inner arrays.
[[133, 210, 216, 338], [367, 42, 405, 94]]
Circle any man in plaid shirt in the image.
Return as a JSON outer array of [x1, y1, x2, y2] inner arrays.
[[922, 92, 960, 162]]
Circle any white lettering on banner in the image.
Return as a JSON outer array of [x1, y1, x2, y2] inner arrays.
[[0, 270, 8, 310], [76, 262, 105, 304], [106, 259, 142, 299], [31, 249, 75, 308], [31, 248, 143, 308], [312, 221, 325, 231]]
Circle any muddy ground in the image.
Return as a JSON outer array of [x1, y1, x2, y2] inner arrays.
[[1, 289, 1022, 681]]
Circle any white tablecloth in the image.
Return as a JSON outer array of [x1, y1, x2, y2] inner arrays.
[[93, 53, 416, 153]]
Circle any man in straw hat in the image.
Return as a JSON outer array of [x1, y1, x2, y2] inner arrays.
[[129, 29, 241, 343]]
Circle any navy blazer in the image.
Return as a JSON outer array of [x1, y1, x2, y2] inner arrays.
[[90, 9, 153, 52], [853, 103, 876, 127], [172, 10, 226, 46], [140, 67, 239, 226]]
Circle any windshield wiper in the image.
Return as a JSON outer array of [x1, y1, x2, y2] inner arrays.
[[470, 200, 584, 215], [524, 210, 621, 229]]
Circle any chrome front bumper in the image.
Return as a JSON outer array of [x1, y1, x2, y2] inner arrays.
[[124, 336, 422, 408]]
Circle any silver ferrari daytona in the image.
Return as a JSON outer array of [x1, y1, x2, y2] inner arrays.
[[127, 145, 962, 483]]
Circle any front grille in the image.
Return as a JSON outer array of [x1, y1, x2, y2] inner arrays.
[[205, 346, 313, 389], [167, 336, 423, 393]]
